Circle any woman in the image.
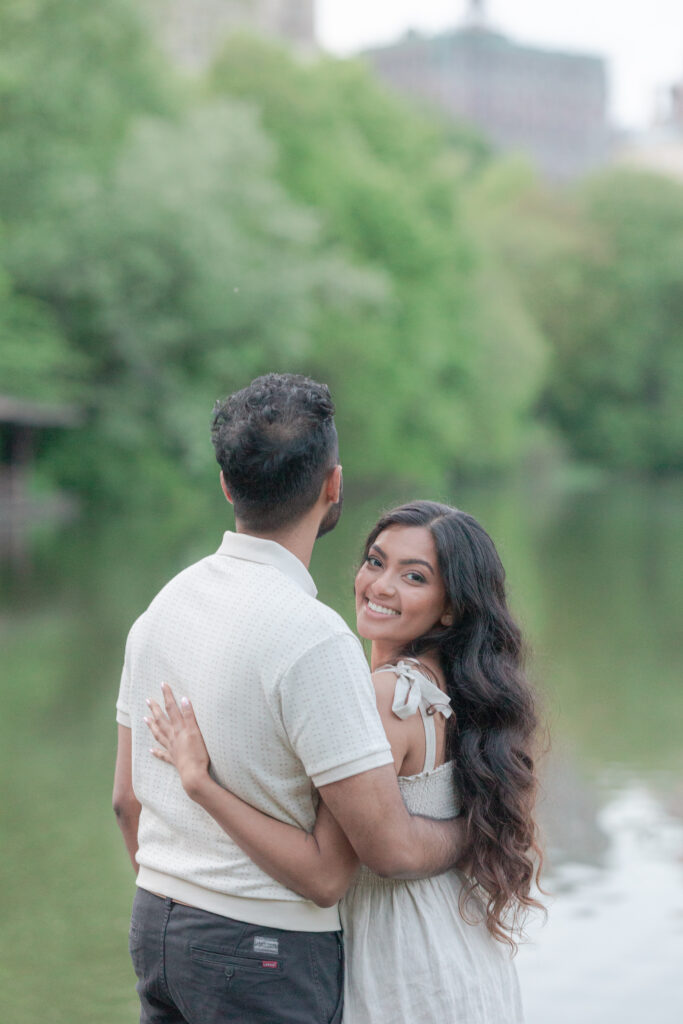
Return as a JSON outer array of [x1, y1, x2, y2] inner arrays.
[[145, 501, 543, 1022]]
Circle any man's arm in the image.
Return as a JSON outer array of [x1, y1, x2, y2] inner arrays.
[[319, 764, 465, 879], [281, 633, 465, 878], [144, 686, 358, 907], [112, 724, 141, 873]]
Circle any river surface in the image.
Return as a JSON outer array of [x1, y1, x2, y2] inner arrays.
[[1, 477, 681, 1023]]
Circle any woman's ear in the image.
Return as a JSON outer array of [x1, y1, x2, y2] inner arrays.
[[440, 611, 453, 626]]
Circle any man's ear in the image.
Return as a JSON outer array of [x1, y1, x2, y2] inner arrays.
[[326, 464, 342, 504], [219, 471, 233, 505]]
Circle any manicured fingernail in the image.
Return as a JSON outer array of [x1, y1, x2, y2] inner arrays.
[[143, 716, 149, 724], [145, 698, 151, 707], [161, 681, 168, 689], [181, 697, 189, 707]]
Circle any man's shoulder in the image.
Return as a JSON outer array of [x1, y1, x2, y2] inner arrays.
[[291, 587, 350, 628], [128, 552, 356, 648], [125, 553, 215, 630], [279, 587, 359, 653]]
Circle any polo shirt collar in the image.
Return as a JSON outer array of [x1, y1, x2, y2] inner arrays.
[[216, 531, 317, 598]]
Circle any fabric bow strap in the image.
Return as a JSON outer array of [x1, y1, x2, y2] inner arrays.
[[389, 660, 453, 721]]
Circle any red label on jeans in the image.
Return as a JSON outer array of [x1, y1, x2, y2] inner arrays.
[[261, 960, 279, 969]]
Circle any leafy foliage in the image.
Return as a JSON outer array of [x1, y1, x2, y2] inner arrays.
[[208, 39, 544, 480], [0, 8, 382, 501], [520, 171, 682, 472], [0, 7, 679, 506], [0, 267, 84, 401]]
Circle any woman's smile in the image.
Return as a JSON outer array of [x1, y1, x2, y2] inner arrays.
[[365, 599, 400, 617]]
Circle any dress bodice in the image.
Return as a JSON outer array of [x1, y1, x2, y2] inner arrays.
[[352, 660, 460, 888], [398, 761, 460, 819]]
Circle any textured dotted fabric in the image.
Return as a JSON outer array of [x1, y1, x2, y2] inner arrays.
[[339, 674, 523, 1023], [116, 531, 392, 907]]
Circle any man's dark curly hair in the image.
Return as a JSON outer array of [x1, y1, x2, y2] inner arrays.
[[211, 374, 338, 532]]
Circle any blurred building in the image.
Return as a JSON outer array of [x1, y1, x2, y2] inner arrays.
[[361, 1, 610, 180], [147, 0, 316, 70]]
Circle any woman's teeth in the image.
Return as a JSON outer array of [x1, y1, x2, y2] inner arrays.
[[367, 600, 399, 616]]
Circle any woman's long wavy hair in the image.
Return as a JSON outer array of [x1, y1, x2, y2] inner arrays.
[[361, 501, 544, 948]]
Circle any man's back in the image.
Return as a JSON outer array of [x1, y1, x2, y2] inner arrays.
[[114, 375, 465, 1024], [117, 530, 392, 928]]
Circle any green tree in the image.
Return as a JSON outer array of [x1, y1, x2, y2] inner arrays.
[[0, 12, 552, 502], [0, 266, 83, 402], [534, 171, 683, 472], [0, 6, 383, 501], [0, 0, 173, 224], [208, 39, 545, 482], [19, 102, 384, 500]]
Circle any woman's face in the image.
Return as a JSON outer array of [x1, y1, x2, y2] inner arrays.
[[355, 525, 450, 648]]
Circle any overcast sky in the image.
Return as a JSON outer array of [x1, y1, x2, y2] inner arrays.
[[317, 0, 683, 130]]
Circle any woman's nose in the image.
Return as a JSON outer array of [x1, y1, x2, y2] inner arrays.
[[374, 572, 396, 596]]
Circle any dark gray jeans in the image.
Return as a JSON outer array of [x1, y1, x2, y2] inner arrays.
[[129, 888, 344, 1024]]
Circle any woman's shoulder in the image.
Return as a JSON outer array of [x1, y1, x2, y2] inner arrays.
[[370, 666, 405, 712], [373, 657, 453, 733], [373, 656, 446, 690], [370, 666, 424, 772], [371, 658, 447, 715], [371, 665, 427, 730], [370, 661, 418, 707]]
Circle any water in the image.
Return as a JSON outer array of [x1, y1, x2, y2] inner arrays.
[[1, 477, 681, 1022], [520, 783, 683, 1023]]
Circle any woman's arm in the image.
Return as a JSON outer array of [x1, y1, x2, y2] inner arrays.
[[145, 684, 358, 907]]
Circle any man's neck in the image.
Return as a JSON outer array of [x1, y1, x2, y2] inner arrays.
[[235, 519, 317, 569]]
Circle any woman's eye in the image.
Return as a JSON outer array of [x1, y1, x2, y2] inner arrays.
[[366, 555, 382, 568], [405, 572, 426, 584]]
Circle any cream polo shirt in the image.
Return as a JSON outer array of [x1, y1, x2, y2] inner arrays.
[[117, 531, 393, 931]]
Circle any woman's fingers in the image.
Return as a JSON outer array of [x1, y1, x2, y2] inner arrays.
[[144, 685, 197, 769], [180, 695, 198, 725], [145, 699, 172, 739], [146, 697, 166, 724], [150, 747, 172, 765], [161, 682, 184, 725], [144, 714, 166, 745]]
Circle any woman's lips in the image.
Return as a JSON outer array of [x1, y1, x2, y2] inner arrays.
[[364, 598, 400, 617]]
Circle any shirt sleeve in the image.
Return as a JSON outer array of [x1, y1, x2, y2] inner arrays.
[[115, 631, 133, 728], [279, 632, 393, 788]]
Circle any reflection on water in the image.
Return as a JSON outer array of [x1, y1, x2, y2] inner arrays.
[[535, 749, 609, 869], [520, 783, 683, 1024], [1, 476, 682, 1022]]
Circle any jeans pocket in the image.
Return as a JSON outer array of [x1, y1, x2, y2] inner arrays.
[[309, 932, 344, 1024], [128, 919, 146, 977], [129, 890, 153, 974], [189, 943, 286, 1020], [190, 944, 284, 977]]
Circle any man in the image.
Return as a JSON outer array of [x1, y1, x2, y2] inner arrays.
[[113, 373, 463, 1024]]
